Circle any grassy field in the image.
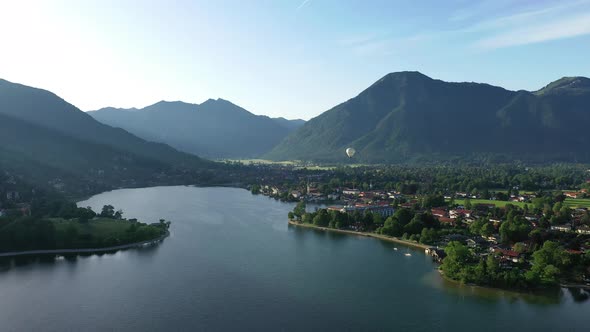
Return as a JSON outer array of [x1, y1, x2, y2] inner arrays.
[[453, 199, 527, 208], [563, 198, 590, 209], [53, 218, 136, 238], [51, 218, 166, 248]]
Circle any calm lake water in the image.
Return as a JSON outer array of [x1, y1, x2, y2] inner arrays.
[[0, 186, 589, 331]]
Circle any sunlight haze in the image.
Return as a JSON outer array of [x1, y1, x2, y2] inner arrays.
[[1, 0, 589, 119]]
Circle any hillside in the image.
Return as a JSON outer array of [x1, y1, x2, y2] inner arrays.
[[89, 99, 304, 158], [266, 72, 590, 163], [0, 79, 214, 196]]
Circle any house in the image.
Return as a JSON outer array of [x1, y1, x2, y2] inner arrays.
[[565, 192, 583, 199], [467, 237, 488, 248], [6, 191, 19, 201], [431, 249, 446, 262], [475, 203, 496, 211], [493, 247, 521, 263], [337, 204, 396, 218], [438, 217, 455, 224], [327, 193, 340, 200], [342, 188, 360, 196], [551, 224, 572, 232], [445, 234, 468, 243], [431, 208, 447, 218], [290, 191, 302, 199], [576, 225, 590, 235], [487, 235, 499, 245], [449, 209, 472, 219]]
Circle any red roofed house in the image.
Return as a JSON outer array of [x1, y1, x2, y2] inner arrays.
[[431, 208, 447, 218], [493, 247, 521, 263]]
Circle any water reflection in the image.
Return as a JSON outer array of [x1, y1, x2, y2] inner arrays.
[[0, 241, 163, 273], [423, 269, 567, 305], [567, 287, 590, 302]]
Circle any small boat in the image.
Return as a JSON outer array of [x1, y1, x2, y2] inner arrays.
[[404, 253, 412, 257], [393, 247, 398, 251]]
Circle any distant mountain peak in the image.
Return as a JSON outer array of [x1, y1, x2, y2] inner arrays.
[[536, 76, 590, 95], [384, 71, 430, 79], [266, 72, 590, 163]]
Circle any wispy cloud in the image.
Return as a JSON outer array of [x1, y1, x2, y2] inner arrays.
[[465, 0, 590, 50], [448, 0, 514, 22], [475, 12, 590, 49], [340, 33, 432, 57], [296, 0, 311, 11]]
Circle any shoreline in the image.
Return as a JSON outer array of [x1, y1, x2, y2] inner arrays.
[[289, 220, 590, 292], [0, 230, 170, 258], [288, 220, 431, 250]]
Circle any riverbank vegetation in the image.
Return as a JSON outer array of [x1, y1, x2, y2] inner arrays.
[[0, 191, 170, 253], [441, 240, 590, 289]]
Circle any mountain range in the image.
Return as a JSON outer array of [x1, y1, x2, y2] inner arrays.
[[265, 72, 590, 163], [88, 100, 305, 159], [0, 79, 213, 196]]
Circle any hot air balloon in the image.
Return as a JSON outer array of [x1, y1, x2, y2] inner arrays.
[[345, 148, 356, 158]]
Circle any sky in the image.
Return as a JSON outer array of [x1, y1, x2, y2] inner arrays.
[[0, 0, 589, 120]]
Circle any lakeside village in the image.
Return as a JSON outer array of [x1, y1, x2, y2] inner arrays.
[[255, 176, 590, 289]]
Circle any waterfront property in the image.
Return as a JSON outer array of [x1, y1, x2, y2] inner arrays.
[[328, 203, 395, 218]]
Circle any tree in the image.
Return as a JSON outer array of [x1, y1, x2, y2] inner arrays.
[[480, 222, 494, 237], [527, 241, 567, 286], [419, 228, 437, 244], [464, 198, 472, 210], [313, 209, 330, 227], [76, 207, 96, 223], [100, 205, 115, 218], [441, 241, 472, 282], [404, 217, 424, 235], [293, 202, 306, 220], [251, 184, 261, 195], [394, 208, 414, 226], [422, 194, 445, 208], [473, 258, 487, 284], [63, 224, 79, 247], [372, 213, 383, 226], [499, 216, 531, 244]]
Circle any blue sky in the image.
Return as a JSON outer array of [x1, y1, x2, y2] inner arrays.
[[0, 0, 589, 120]]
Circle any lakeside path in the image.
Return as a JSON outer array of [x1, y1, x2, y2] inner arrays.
[[288, 220, 431, 250], [0, 231, 170, 258]]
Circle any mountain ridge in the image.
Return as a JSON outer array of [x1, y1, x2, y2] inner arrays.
[[89, 99, 306, 158], [0, 78, 214, 196], [265, 71, 590, 163]]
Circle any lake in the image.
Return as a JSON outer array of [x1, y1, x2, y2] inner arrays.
[[0, 186, 589, 331]]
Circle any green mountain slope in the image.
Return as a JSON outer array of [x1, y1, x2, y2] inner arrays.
[[0, 79, 214, 195], [0, 79, 204, 167], [89, 99, 304, 158], [266, 72, 590, 163]]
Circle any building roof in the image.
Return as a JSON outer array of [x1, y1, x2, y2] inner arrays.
[[495, 248, 520, 258]]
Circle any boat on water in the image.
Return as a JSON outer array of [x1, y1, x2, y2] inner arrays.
[[404, 253, 412, 256], [393, 247, 398, 251]]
